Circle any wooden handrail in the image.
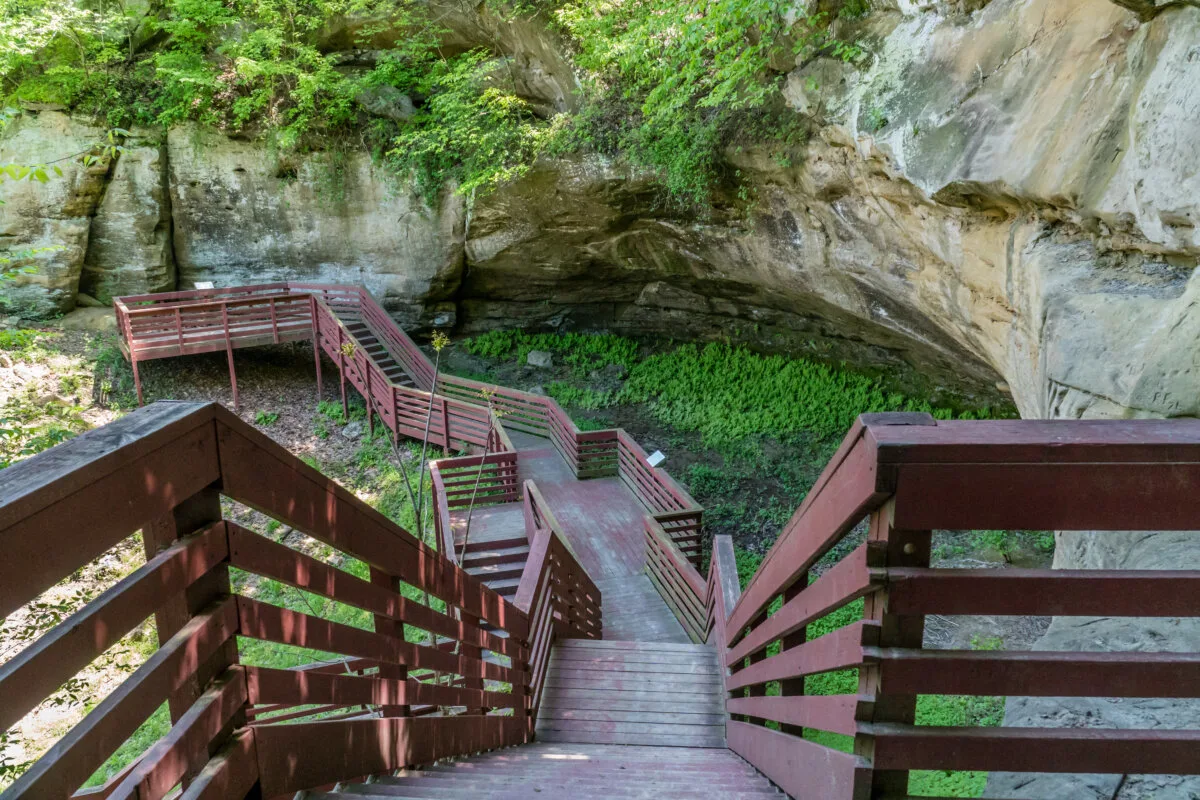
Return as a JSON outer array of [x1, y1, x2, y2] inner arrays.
[[0, 402, 535, 799], [632, 411, 1200, 797], [510, 479, 603, 735], [710, 412, 1200, 798]]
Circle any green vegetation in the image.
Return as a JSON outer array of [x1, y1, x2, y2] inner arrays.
[[557, 0, 864, 206], [0, 328, 40, 351], [465, 330, 1003, 459], [254, 410, 280, 426], [464, 329, 638, 377], [0, 331, 91, 469], [1, 0, 873, 207], [934, 529, 1055, 564]]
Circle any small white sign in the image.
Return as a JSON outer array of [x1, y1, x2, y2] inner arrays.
[[646, 450, 666, 468], [195, 281, 215, 290]]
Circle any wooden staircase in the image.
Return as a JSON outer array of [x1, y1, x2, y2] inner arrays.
[[336, 309, 420, 390], [299, 742, 782, 799]]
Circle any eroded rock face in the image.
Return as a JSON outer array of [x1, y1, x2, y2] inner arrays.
[[80, 131, 175, 303], [1, 0, 1199, 792], [165, 125, 466, 326], [0, 112, 110, 316], [4, 0, 1198, 420]]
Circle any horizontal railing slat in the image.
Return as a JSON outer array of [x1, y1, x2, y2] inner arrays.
[[235, 597, 517, 685], [727, 621, 877, 691], [108, 668, 248, 800], [886, 567, 1200, 616], [871, 649, 1200, 697], [726, 542, 882, 665], [869, 724, 1200, 774], [2, 599, 238, 799], [0, 522, 229, 733], [227, 524, 523, 659]]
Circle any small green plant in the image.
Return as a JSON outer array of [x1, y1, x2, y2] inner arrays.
[[0, 329, 40, 351], [254, 410, 280, 426], [864, 104, 889, 133]]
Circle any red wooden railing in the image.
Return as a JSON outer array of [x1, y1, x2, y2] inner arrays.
[[0, 401, 596, 799], [429, 413, 520, 563], [640, 411, 1200, 798], [619, 431, 704, 564], [513, 480, 603, 731], [116, 283, 704, 549]]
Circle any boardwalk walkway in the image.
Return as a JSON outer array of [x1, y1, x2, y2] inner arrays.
[[115, 282, 717, 755]]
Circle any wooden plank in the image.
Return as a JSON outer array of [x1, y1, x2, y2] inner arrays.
[[550, 649, 717, 666], [727, 542, 880, 664], [236, 597, 517, 685], [555, 639, 712, 653], [539, 693, 724, 715], [886, 567, 1200, 616], [871, 648, 1200, 697], [727, 621, 876, 691], [227, 524, 522, 659], [252, 715, 524, 796], [176, 729, 260, 800], [890, 462, 1200, 531], [534, 729, 725, 747], [0, 403, 221, 617], [869, 417, 1200, 463], [3, 599, 238, 799], [726, 694, 868, 737], [244, 665, 520, 710], [870, 723, 1200, 774], [545, 658, 719, 676], [213, 409, 528, 640], [0, 522, 228, 733], [108, 669, 248, 800], [536, 708, 727, 724], [727, 720, 870, 799]]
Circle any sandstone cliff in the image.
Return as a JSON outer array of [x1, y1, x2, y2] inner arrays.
[[4, 0, 1198, 426], [2, 0, 1200, 793]]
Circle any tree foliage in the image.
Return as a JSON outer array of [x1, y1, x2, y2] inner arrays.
[[0, 0, 869, 205]]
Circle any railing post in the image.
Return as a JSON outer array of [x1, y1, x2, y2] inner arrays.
[[337, 326, 348, 420], [366, 364, 374, 438], [441, 396, 451, 452], [310, 295, 323, 401], [369, 567, 410, 719], [459, 609, 488, 715], [221, 303, 240, 411], [779, 572, 808, 737], [142, 482, 250, 787], [856, 499, 930, 796]]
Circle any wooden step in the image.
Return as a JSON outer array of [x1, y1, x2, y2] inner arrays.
[[466, 562, 525, 582], [301, 743, 780, 799], [483, 577, 521, 596], [461, 545, 530, 569], [534, 640, 726, 748]]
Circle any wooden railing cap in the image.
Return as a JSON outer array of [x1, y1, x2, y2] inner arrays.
[[0, 401, 218, 524]]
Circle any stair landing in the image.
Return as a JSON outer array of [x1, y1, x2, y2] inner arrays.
[[537, 639, 725, 748], [303, 742, 781, 799]]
